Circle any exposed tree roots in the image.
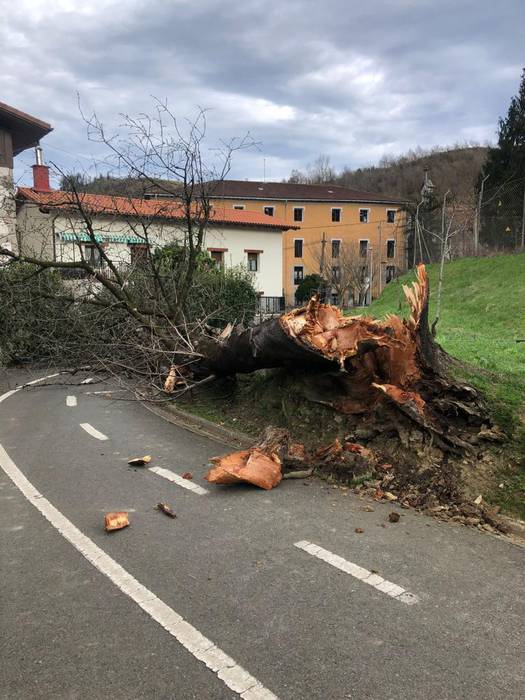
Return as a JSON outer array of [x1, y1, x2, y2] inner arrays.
[[200, 266, 508, 533], [197, 265, 495, 453]]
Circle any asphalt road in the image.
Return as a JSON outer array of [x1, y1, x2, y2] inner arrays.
[[0, 369, 523, 700]]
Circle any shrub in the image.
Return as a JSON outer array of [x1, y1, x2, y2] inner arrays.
[[295, 273, 325, 303]]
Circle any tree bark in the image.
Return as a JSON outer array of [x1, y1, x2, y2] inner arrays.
[[191, 265, 493, 452]]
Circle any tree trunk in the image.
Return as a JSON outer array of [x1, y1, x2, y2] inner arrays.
[[190, 265, 493, 452]]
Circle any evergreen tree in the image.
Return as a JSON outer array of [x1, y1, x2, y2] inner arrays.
[[478, 69, 525, 249], [481, 68, 525, 186]]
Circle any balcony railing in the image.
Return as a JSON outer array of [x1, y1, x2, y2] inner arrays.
[[257, 296, 285, 315]]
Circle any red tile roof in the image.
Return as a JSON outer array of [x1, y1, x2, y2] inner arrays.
[[16, 188, 298, 230]]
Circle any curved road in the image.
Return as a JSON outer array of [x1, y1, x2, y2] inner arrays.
[[0, 369, 523, 699]]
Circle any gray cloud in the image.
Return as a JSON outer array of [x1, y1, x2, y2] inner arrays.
[[2, 0, 523, 185]]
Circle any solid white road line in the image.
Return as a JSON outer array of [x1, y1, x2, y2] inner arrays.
[[66, 395, 77, 407], [0, 443, 277, 699], [149, 466, 209, 495], [294, 541, 419, 605], [80, 423, 108, 441], [0, 373, 62, 404], [0, 389, 17, 404]]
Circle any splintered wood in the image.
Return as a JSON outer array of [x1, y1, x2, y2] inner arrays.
[[203, 265, 495, 490], [205, 427, 375, 491], [205, 449, 282, 490], [104, 512, 129, 532], [279, 265, 428, 409]]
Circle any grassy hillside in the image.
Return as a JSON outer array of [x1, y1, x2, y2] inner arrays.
[[367, 253, 525, 432]]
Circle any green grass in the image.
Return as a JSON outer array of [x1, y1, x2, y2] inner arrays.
[[362, 253, 525, 433]]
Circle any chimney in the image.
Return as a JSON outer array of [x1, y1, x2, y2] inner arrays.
[[32, 145, 51, 192]]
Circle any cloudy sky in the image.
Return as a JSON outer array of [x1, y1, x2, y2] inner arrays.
[[2, 0, 523, 186]]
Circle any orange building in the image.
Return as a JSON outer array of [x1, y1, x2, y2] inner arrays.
[[206, 181, 407, 306], [145, 179, 407, 307]]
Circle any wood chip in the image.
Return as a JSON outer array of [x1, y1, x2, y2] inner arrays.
[[128, 455, 152, 466], [104, 512, 129, 532], [156, 503, 177, 518]]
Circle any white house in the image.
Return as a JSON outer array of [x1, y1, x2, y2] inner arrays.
[[16, 158, 297, 300]]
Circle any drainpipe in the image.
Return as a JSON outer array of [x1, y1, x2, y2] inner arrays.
[[51, 213, 59, 261]]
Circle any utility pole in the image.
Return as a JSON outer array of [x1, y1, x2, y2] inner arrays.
[[378, 220, 383, 295], [413, 200, 423, 267], [366, 245, 373, 306], [319, 232, 326, 274], [474, 174, 489, 254], [319, 232, 327, 302], [433, 190, 450, 336]]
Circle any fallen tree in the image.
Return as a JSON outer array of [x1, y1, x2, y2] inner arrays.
[[194, 265, 495, 453], [201, 269, 508, 531]]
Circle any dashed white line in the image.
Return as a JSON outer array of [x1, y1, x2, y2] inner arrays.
[[148, 466, 209, 495], [81, 377, 94, 384], [0, 442, 278, 699], [66, 395, 77, 407], [80, 423, 108, 441], [294, 541, 419, 605]]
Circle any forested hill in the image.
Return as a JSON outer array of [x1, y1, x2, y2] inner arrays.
[[336, 146, 488, 202], [61, 145, 488, 204]]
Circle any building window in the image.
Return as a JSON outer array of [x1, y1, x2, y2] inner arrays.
[[331, 239, 340, 258], [386, 265, 396, 283], [387, 239, 395, 259], [263, 206, 274, 217], [359, 240, 369, 257], [331, 208, 341, 222], [233, 204, 245, 210], [209, 249, 225, 268], [129, 244, 148, 266], [84, 244, 101, 267], [293, 207, 304, 222], [294, 239, 303, 257], [359, 208, 369, 223], [247, 252, 259, 272], [293, 265, 304, 285], [331, 265, 340, 282], [387, 209, 396, 223]]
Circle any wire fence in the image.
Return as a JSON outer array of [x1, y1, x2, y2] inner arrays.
[[409, 177, 525, 265]]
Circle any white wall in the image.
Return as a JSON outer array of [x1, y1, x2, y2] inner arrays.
[[18, 205, 284, 297], [204, 224, 283, 296], [0, 166, 15, 253]]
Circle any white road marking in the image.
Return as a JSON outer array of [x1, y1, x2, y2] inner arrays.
[[149, 466, 209, 495], [81, 377, 94, 384], [294, 541, 419, 605], [0, 389, 18, 404], [80, 423, 108, 441], [66, 395, 77, 407], [0, 373, 62, 404], [0, 443, 278, 700]]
